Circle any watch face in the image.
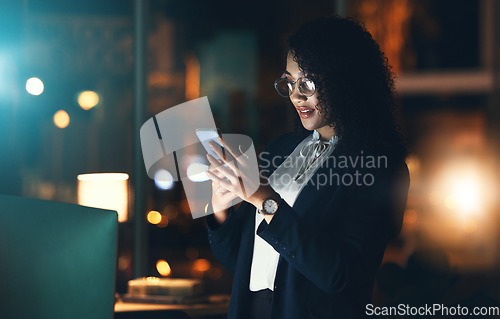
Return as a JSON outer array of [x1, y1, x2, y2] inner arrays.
[[263, 199, 278, 214]]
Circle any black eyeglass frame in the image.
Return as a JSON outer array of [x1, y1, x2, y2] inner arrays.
[[274, 75, 316, 98]]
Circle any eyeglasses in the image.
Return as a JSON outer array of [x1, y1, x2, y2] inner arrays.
[[274, 73, 316, 98]]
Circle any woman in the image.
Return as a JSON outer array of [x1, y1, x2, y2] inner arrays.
[[204, 15, 410, 319]]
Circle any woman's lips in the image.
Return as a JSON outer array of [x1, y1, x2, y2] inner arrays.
[[297, 107, 315, 119]]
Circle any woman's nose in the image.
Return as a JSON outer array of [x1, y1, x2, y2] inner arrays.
[[290, 87, 307, 104]]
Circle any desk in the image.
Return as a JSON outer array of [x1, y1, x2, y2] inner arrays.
[[115, 294, 230, 317]]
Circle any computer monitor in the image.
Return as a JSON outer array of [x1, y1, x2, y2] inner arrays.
[[0, 194, 118, 319]]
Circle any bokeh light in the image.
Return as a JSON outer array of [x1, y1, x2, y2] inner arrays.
[[180, 199, 191, 214], [187, 162, 210, 182], [147, 210, 162, 224], [26, 77, 44, 95], [156, 216, 169, 228], [77, 173, 129, 222], [118, 255, 131, 271], [429, 160, 490, 221], [447, 175, 481, 215], [154, 169, 174, 190], [77, 90, 100, 110], [156, 259, 171, 277], [53, 110, 70, 128], [163, 205, 178, 219], [192, 259, 211, 272]]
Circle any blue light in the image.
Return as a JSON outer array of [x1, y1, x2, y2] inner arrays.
[[154, 169, 174, 190]]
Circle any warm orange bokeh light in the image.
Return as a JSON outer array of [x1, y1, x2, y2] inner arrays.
[[147, 211, 162, 224], [53, 110, 70, 128], [78, 90, 100, 110], [433, 162, 486, 219], [353, 0, 413, 73], [156, 216, 169, 228], [181, 199, 191, 214], [156, 259, 171, 277], [185, 52, 200, 100], [193, 259, 211, 272]]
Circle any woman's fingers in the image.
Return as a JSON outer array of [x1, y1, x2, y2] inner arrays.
[[206, 153, 226, 172], [215, 184, 230, 195], [206, 153, 240, 185], [208, 142, 241, 175], [207, 166, 224, 180], [222, 190, 238, 201], [206, 170, 232, 190], [218, 138, 248, 167], [206, 140, 250, 204], [206, 155, 226, 178], [207, 158, 236, 196], [207, 169, 244, 200]]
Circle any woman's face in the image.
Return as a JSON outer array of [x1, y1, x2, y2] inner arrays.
[[286, 51, 330, 131]]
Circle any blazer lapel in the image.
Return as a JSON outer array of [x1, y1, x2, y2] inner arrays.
[[291, 153, 343, 217], [265, 132, 345, 218]]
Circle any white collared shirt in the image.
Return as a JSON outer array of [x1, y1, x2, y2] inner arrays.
[[249, 130, 338, 291]]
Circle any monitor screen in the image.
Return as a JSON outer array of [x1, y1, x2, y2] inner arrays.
[[0, 194, 118, 319]]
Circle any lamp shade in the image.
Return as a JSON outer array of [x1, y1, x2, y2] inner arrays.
[[77, 173, 129, 222]]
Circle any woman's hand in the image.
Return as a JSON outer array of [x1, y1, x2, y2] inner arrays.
[[206, 154, 239, 214], [205, 138, 277, 214]]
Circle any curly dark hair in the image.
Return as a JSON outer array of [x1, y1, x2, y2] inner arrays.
[[286, 15, 407, 162]]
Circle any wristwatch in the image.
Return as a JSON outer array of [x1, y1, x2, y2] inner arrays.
[[258, 194, 283, 215]]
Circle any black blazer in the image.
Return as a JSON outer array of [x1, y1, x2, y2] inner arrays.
[[205, 131, 410, 319]]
